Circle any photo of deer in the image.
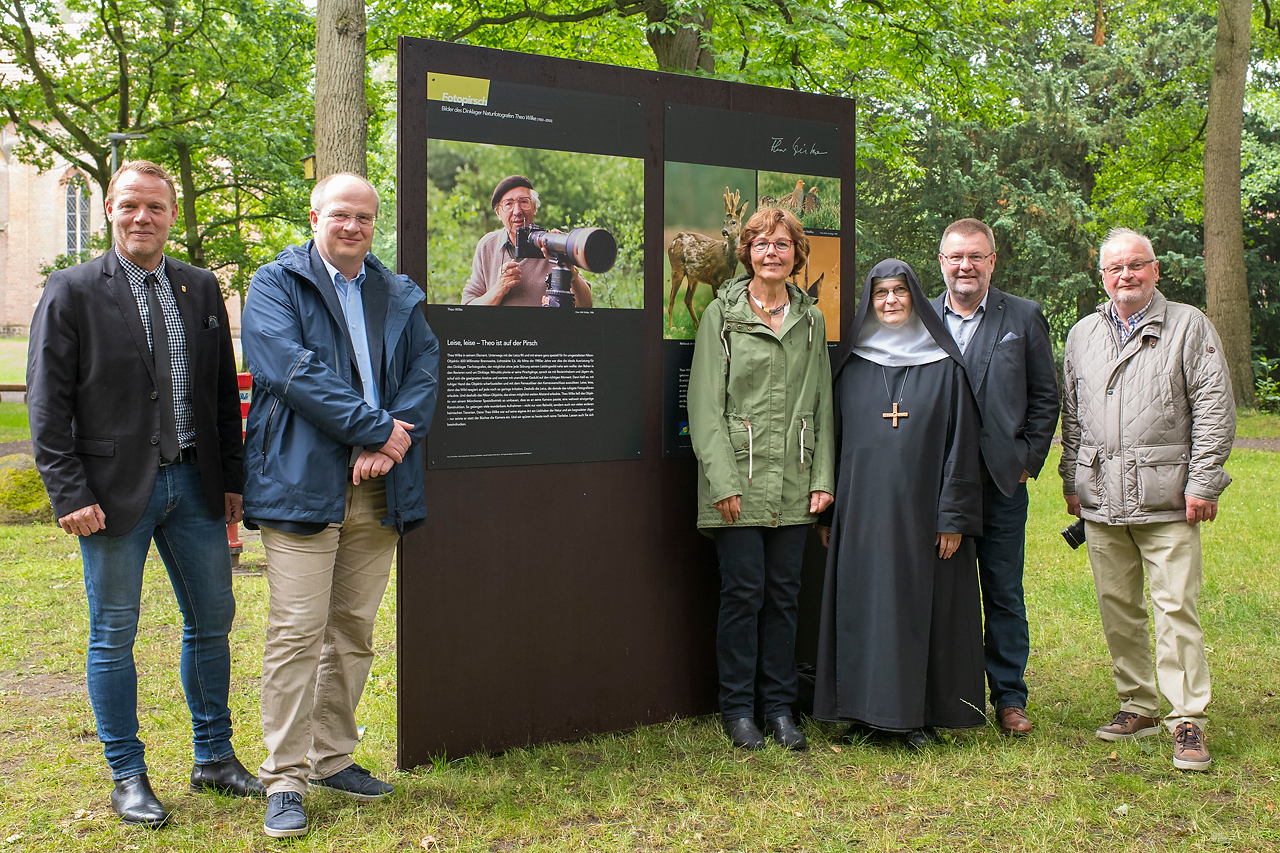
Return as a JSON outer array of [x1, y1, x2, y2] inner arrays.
[[663, 163, 756, 339]]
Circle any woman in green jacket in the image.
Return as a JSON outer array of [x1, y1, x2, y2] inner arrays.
[[688, 207, 836, 751]]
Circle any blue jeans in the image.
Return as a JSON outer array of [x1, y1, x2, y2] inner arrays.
[[975, 480, 1031, 710], [79, 458, 236, 779]]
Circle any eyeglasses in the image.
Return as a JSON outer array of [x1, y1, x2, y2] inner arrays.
[[941, 252, 993, 266], [325, 211, 376, 227], [1101, 259, 1155, 277], [498, 196, 535, 212], [750, 239, 794, 253], [872, 285, 912, 301]]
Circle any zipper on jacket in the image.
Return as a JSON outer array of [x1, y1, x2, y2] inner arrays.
[[721, 322, 732, 363], [744, 419, 753, 486], [260, 398, 280, 474]]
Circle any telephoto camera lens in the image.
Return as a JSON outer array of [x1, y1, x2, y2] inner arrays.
[[1061, 518, 1087, 550]]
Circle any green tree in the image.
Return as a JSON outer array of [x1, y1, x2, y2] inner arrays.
[[0, 0, 315, 297]]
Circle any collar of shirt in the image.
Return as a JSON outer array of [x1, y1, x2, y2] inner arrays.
[[1108, 295, 1154, 342], [942, 288, 989, 320], [115, 247, 170, 290], [318, 254, 367, 298]]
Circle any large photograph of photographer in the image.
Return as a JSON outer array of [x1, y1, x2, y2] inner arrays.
[[427, 140, 643, 309]]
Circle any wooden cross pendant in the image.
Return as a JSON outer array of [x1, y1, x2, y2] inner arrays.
[[882, 402, 909, 427]]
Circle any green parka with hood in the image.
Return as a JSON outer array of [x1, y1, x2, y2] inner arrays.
[[688, 272, 836, 530]]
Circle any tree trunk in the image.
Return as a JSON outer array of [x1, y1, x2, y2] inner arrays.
[[314, 0, 367, 178], [174, 140, 205, 268], [644, 2, 713, 72], [1203, 0, 1255, 407]]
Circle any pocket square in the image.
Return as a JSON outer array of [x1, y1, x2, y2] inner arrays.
[[205, 315, 219, 328], [999, 331, 1020, 344]]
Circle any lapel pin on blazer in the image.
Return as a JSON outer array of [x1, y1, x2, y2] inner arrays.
[[181, 285, 187, 292]]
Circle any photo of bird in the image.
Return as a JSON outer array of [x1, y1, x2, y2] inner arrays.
[[757, 195, 777, 207], [779, 179, 804, 211], [802, 184, 820, 214]]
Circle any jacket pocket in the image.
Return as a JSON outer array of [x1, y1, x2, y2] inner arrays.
[[794, 411, 815, 472], [1135, 444, 1190, 513], [73, 436, 115, 457], [1075, 445, 1102, 509], [725, 413, 755, 486]]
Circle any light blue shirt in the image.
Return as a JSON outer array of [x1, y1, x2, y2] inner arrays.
[[942, 290, 989, 355], [319, 256, 379, 410]]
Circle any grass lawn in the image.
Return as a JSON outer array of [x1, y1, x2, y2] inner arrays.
[[0, 448, 1278, 851], [0, 339, 26, 386], [1236, 410, 1280, 438], [0, 404, 29, 443]]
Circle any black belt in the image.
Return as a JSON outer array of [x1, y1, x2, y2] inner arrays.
[[160, 446, 197, 466]]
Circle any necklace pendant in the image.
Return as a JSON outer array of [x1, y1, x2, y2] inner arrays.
[[882, 402, 909, 427]]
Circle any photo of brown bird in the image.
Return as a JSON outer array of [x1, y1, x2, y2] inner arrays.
[[757, 195, 777, 208], [802, 184, 819, 214], [779, 179, 804, 211]]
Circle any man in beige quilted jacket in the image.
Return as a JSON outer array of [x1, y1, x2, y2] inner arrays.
[[1060, 227, 1235, 772]]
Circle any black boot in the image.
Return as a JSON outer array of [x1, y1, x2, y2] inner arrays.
[[190, 755, 266, 797], [723, 717, 766, 750], [766, 715, 808, 751], [110, 773, 170, 828]]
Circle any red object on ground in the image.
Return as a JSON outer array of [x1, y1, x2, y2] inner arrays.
[[229, 372, 253, 558]]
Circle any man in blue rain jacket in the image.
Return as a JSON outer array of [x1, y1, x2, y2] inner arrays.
[[240, 172, 438, 838]]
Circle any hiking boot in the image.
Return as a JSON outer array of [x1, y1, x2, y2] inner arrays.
[[1172, 722, 1211, 771], [1095, 710, 1160, 742]]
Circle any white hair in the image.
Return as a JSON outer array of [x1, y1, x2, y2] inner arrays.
[[1099, 227, 1154, 266], [310, 172, 381, 214]]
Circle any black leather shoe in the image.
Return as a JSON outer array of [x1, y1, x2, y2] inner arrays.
[[191, 756, 266, 798], [902, 727, 938, 751], [110, 773, 170, 828], [839, 722, 883, 745], [724, 717, 766, 750], [766, 715, 808, 751]]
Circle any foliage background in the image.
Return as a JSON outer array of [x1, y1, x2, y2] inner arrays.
[[425, 140, 644, 308]]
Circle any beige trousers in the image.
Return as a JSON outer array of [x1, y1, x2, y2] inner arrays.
[[258, 478, 400, 795], [1085, 519, 1210, 732]]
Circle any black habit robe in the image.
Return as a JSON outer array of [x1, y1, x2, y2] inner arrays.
[[813, 259, 986, 731]]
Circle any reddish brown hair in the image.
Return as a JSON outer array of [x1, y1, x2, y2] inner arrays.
[[736, 207, 810, 276]]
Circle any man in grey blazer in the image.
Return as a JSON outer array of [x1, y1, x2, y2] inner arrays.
[[933, 218, 1060, 735]]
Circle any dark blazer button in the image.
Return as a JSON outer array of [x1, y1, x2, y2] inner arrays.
[[150, 391, 158, 400], [151, 436, 159, 444]]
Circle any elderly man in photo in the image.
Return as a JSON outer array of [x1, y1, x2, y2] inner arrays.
[[28, 160, 260, 827], [241, 172, 438, 837], [932, 218, 1060, 737], [461, 174, 593, 307], [1059, 227, 1235, 771]]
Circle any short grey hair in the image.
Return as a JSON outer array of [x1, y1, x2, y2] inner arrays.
[[1099, 227, 1154, 266], [940, 218, 995, 254], [311, 172, 381, 214]]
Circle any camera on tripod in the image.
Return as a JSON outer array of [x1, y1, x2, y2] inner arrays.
[[515, 224, 618, 308]]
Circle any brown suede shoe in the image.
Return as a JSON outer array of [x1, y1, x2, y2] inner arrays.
[[1095, 710, 1161, 741], [998, 706, 1033, 736], [1172, 722, 1211, 771]]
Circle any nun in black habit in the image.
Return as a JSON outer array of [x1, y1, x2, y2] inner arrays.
[[813, 258, 986, 748]]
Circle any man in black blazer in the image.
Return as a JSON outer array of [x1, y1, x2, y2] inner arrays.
[[28, 161, 261, 827], [932, 218, 1060, 736]]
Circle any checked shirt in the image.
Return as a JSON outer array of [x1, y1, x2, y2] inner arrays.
[[115, 248, 195, 448]]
